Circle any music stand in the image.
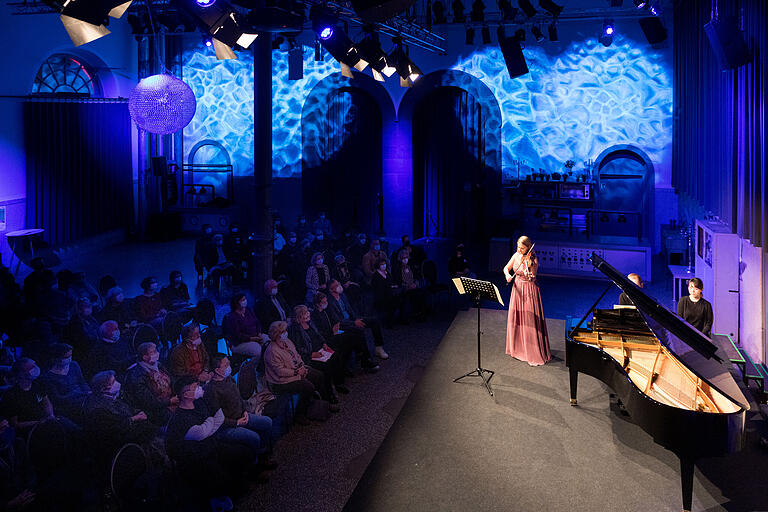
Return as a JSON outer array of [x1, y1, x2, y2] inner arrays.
[[452, 277, 504, 396]]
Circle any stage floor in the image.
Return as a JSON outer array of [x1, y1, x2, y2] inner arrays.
[[344, 309, 768, 512]]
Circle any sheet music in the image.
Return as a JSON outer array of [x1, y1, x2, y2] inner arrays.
[[491, 283, 504, 306], [453, 277, 504, 306], [452, 278, 465, 295]]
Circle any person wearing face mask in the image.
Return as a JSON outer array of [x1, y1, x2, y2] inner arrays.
[[326, 280, 388, 360], [83, 370, 157, 458], [677, 277, 713, 337], [448, 243, 473, 278], [87, 320, 135, 379], [256, 279, 291, 327], [170, 322, 212, 382], [99, 287, 136, 330], [391, 249, 429, 323], [293, 214, 311, 242], [124, 342, 177, 425], [202, 234, 237, 292], [0, 358, 55, 436], [362, 239, 390, 283], [160, 270, 192, 313], [309, 228, 332, 262], [35, 270, 71, 333], [65, 296, 100, 359], [273, 224, 286, 255], [312, 211, 333, 237], [330, 253, 362, 308], [135, 276, 167, 327], [347, 233, 369, 272], [289, 305, 346, 400], [264, 321, 332, 424], [371, 258, 402, 328], [39, 343, 90, 421], [305, 252, 331, 304], [204, 354, 277, 468], [222, 294, 269, 358]]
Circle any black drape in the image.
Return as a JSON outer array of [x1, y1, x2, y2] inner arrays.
[[24, 101, 132, 248], [302, 88, 383, 234], [673, 0, 768, 248], [413, 87, 490, 244]]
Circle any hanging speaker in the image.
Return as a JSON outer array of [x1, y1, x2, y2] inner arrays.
[[704, 17, 751, 70], [499, 36, 528, 79], [638, 17, 667, 45]]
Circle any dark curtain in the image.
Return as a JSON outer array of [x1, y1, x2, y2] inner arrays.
[[413, 87, 489, 244], [302, 88, 383, 234], [673, 0, 768, 248], [24, 101, 132, 248]]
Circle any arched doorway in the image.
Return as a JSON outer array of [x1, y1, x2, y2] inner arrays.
[[302, 83, 384, 234]]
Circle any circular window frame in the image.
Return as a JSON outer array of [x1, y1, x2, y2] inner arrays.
[[31, 53, 102, 97]]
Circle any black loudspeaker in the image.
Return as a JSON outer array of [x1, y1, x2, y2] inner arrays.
[[639, 17, 667, 45], [499, 37, 529, 79], [151, 156, 167, 177], [288, 46, 303, 80], [704, 17, 751, 70], [349, 0, 417, 22]]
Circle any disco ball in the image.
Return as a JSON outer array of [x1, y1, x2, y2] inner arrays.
[[128, 74, 197, 135]]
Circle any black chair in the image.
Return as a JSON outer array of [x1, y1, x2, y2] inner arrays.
[[27, 418, 71, 479], [422, 260, 450, 308], [161, 311, 183, 348], [131, 323, 160, 354], [110, 443, 148, 510]]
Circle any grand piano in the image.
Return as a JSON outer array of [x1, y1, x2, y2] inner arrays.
[[566, 254, 749, 512]]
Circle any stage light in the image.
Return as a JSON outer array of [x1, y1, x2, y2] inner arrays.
[[518, 0, 536, 18], [312, 5, 368, 72], [482, 25, 491, 44], [548, 22, 558, 41], [531, 24, 544, 42], [174, 0, 258, 59], [648, 2, 659, 16], [466, 26, 475, 44], [452, 0, 466, 23], [389, 37, 422, 87], [43, 0, 133, 47], [470, 0, 485, 22], [498, 29, 528, 78], [319, 26, 334, 39], [633, 0, 646, 7], [599, 19, 614, 46], [498, 0, 517, 20], [432, 0, 447, 24], [357, 28, 397, 81], [538, 0, 563, 17], [196, 0, 216, 6], [204, 37, 213, 46]]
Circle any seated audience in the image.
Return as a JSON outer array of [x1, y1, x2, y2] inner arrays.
[[87, 321, 135, 378], [97, 274, 117, 299], [222, 294, 268, 358], [677, 277, 714, 337], [305, 252, 331, 304], [83, 370, 157, 456], [618, 273, 644, 306], [36, 270, 71, 332], [273, 225, 286, 255], [205, 354, 277, 466], [448, 243, 473, 278], [330, 253, 361, 304], [202, 234, 236, 288], [124, 342, 177, 425], [256, 279, 290, 327], [193, 224, 214, 279], [66, 271, 100, 309], [224, 223, 247, 276], [309, 228, 332, 261], [22, 257, 48, 306], [98, 287, 135, 330], [362, 239, 389, 283], [0, 358, 54, 436], [311, 292, 379, 371], [39, 343, 90, 421], [169, 321, 212, 382], [135, 276, 167, 327], [65, 296, 100, 359], [392, 235, 426, 278], [392, 249, 429, 321], [264, 321, 331, 424], [312, 211, 333, 237], [289, 305, 346, 400], [160, 270, 192, 312], [327, 279, 388, 360], [293, 214, 311, 242], [371, 258, 401, 327], [347, 233, 369, 271]]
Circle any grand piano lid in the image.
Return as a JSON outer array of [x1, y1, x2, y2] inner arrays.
[[590, 253, 750, 411]]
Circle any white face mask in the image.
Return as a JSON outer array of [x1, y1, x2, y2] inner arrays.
[[108, 380, 121, 398], [194, 385, 204, 399], [402, 258, 409, 264], [270, 288, 278, 296], [218, 366, 232, 378], [318, 303, 326, 311], [280, 332, 288, 340], [191, 337, 202, 347], [379, 265, 387, 271], [336, 285, 343, 294]]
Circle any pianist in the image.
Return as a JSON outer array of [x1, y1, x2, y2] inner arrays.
[[618, 273, 644, 306], [676, 277, 713, 337]]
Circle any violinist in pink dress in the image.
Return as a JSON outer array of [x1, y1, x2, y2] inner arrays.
[[502, 236, 551, 366]]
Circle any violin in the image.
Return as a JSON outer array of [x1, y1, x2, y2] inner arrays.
[[521, 243, 536, 277]]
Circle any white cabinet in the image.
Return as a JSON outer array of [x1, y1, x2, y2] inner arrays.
[[694, 220, 739, 339]]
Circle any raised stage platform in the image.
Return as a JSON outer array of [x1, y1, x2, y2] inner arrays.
[[344, 309, 768, 512]]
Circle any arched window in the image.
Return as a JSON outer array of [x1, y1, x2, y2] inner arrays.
[[31, 53, 101, 96]]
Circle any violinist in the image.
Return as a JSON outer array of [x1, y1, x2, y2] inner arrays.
[[502, 235, 551, 366]]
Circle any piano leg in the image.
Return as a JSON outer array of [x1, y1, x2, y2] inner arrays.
[[569, 368, 578, 406], [679, 457, 694, 512]]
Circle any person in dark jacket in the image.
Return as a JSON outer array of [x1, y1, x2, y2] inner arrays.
[[370, 258, 401, 327], [39, 343, 90, 422], [123, 342, 177, 425], [327, 279, 388, 360], [677, 277, 714, 337], [98, 287, 135, 330], [160, 270, 192, 313], [222, 294, 268, 358], [311, 293, 379, 372], [618, 273, 644, 306], [256, 279, 291, 328], [65, 297, 100, 359], [289, 306, 346, 400]]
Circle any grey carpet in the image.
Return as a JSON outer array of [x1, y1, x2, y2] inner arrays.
[[344, 309, 768, 512]]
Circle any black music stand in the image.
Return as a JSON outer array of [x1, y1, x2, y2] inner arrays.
[[452, 277, 504, 396]]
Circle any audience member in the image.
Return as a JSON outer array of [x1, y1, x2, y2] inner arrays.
[[39, 343, 90, 421], [327, 279, 388, 360], [618, 273, 644, 306], [36, 270, 71, 331], [97, 274, 117, 299], [222, 294, 268, 358], [305, 252, 331, 304], [289, 305, 345, 401], [311, 293, 379, 372], [677, 277, 714, 337], [87, 321, 135, 378], [22, 257, 48, 306], [256, 279, 290, 327], [448, 243, 473, 278], [124, 342, 177, 425], [347, 233, 369, 271], [392, 249, 428, 321], [66, 271, 100, 309], [135, 276, 166, 327], [362, 239, 389, 284], [1, 358, 54, 436], [371, 258, 401, 327], [264, 321, 330, 424], [193, 224, 215, 279], [293, 214, 311, 242], [202, 234, 237, 288], [98, 287, 135, 330], [160, 270, 191, 312], [273, 225, 286, 255], [65, 296, 100, 358], [169, 322, 212, 382], [312, 211, 333, 237]]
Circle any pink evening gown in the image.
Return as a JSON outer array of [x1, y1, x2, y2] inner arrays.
[[505, 253, 551, 366]]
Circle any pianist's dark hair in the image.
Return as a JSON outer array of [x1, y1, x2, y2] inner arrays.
[[688, 277, 703, 290]]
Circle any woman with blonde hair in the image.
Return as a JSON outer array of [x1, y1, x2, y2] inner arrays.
[[502, 235, 551, 365]]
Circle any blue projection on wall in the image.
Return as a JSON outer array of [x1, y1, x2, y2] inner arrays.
[[450, 35, 672, 183]]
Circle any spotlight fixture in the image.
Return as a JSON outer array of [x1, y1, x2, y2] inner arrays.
[[204, 37, 213, 47], [498, 28, 528, 78], [547, 21, 558, 41], [599, 19, 614, 46], [497, 0, 517, 20], [470, 0, 485, 22], [311, 5, 368, 73], [432, 0, 447, 24], [357, 28, 397, 81], [196, 0, 216, 6], [648, 1, 660, 16], [174, 0, 258, 59], [531, 24, 544, 42], [43, 0, 133, 47], [465, 25, 475, 44], [481, 25, 491, 44], [538, 0, 563, 17], [452, 0, 466, 23], [389, 37, 422, 87], [633, 0, 646, 7], [518, 0, 536, 18], [319, 26, 334, 39]]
